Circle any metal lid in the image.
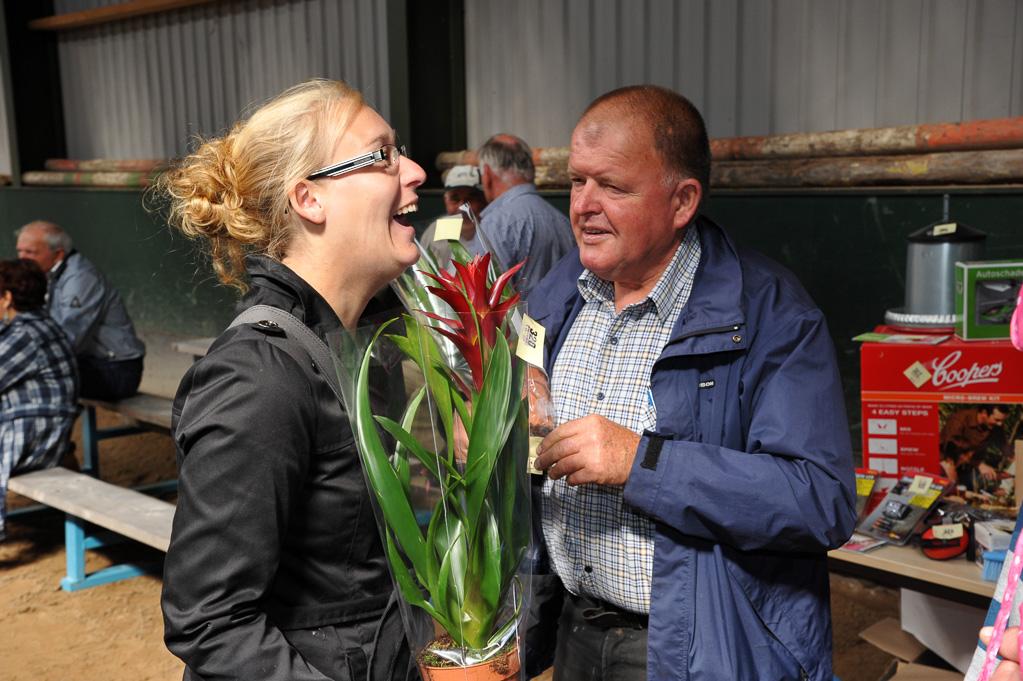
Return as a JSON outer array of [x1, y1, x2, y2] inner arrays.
[[906, 221, 986, 244]]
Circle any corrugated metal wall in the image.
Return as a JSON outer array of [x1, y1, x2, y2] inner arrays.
[[0, 64, 10, 176], [54, 0, 392, 159], [7, 0, 1021, 163], [465, 0, 1023, 148]]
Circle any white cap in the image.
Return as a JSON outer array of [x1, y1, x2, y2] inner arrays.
[[444, 165, 483, 192]]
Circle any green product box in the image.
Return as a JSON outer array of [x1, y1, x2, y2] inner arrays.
[[955, 259, 1023, 340]]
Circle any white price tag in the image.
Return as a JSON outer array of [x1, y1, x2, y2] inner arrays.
[[515, 314, 546, 368], [909, 475, 932, 495], [931, 523, 963, 540], [932, 223, 957, 236]]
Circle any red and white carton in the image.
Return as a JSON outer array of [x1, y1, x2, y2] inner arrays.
[[860, 327, 1023, 505]]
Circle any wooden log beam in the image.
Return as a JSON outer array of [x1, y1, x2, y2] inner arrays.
[[710, 118, 1023, 160], [525, 148, 1023, 190], [436, 117, 1023, 171], [709, 148, 1023, 188], [29, 0, 222, 31]]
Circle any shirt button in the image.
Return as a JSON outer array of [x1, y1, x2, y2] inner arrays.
[[609, 336, 618, 345], [584, 566, 593, 573], [733, 334, 742, 343], [596, 392, 605, 401]]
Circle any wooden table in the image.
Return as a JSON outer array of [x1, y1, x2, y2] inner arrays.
[[829, 541, 995, 608]]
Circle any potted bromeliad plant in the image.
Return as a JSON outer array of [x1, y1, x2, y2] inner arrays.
[[339, 251, 532, 681]]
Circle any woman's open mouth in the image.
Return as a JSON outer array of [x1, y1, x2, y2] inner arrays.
[[393, 203, 418, 226]]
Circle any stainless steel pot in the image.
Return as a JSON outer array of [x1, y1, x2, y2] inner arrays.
[[885, 221, 986, 330]]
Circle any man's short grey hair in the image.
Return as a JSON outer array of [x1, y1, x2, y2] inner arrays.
[[477, 134, 535, 184], [16, 221, 74, 253]]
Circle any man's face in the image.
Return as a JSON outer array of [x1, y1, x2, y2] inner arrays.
[[443, 188, 486, 219], [16, 231, 63, 271], [978, 409, 1007, 431], [567, 115, 697, 292]]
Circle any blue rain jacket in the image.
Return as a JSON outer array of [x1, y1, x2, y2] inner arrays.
[[527, 216, 857, 681]]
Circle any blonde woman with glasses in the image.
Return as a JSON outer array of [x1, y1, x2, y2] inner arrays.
[[158, 79, 426, 681]]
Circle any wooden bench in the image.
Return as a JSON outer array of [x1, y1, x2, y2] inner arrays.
[[9, 467, 175, 591], [79, 392, 174, 479]]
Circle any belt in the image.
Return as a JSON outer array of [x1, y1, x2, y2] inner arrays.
[[570, 592, 649, 631]]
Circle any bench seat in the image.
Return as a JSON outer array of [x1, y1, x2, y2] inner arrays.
[[10, 467, 175, 591]]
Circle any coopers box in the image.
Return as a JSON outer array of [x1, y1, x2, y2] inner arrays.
[[860, 327, 1023, 508]]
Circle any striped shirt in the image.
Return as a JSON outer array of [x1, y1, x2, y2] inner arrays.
[[544, 226, 701, 613]]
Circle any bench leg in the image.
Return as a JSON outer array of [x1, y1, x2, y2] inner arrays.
[[81, 405, 100, 477], [60, 514, 162, 592]]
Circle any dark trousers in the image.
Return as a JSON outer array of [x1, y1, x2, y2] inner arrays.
[[552, 592, 648, 681], [78, 356, 143, 401]]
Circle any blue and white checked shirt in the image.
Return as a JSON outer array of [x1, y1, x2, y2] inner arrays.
[[544, 226, 701, 614], [1, 311, 79, 540], [478, 183, 575, 299]]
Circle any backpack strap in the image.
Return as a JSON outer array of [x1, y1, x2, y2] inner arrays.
[[228, 304, 345, 408]]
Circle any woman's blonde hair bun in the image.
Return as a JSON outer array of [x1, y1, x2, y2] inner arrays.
[[159, 79, 363, 291]]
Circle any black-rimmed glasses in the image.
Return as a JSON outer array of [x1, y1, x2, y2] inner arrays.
[[306, 143, 406, 180]]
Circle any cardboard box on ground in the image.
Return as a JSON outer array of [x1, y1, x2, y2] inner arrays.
[[860, 614, 963, 681]]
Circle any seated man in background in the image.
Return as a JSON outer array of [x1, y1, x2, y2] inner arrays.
[[477, 133, 575, 298], [15, 221, 145, 400], [418, 164, 488, 269]]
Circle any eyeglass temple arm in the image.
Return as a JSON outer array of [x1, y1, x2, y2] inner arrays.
[[309, 149, 383, 179]]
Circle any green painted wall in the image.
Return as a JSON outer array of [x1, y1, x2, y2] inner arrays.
[[3, 184, 1021, 446], [0, 187, 237, 336]]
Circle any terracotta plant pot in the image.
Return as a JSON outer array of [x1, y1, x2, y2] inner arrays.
[[418, 644, 520, 681]]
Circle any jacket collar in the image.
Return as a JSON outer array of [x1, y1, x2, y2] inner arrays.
[[240, 254, 343, 338], [48, 249, 78, 283]]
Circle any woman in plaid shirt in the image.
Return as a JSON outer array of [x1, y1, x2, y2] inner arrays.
[[0, 258, 79, 541]]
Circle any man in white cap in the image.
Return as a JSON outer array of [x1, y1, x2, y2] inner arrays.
[[418, 165, 488, 270]]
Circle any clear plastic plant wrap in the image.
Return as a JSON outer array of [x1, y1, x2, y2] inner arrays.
[[333, 252, 532, 680]]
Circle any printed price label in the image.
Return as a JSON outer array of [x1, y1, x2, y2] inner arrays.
[[909, 475, 932, 495], [932, 223, 957, 236], [528, 436, 544, 475], [435, 216, 463, 241], [516, 314, 546, 368], [932, 523, 963, 540]]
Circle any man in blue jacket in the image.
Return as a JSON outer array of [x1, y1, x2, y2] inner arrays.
[[16, 221, 145, 400], [529, 85, 856, 681]]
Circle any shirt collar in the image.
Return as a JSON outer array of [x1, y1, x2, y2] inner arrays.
[[480, 181, 535, 218], [576, 225, 701, 319], [48, 249, 75, 281]]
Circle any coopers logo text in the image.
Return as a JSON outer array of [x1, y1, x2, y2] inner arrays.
[[931, 351, 1003, 389]]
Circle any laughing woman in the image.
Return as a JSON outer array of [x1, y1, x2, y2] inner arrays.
[[158, 80, 426, 681]]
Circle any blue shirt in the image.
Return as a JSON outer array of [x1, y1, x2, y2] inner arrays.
[[478, 183, 575, 299]]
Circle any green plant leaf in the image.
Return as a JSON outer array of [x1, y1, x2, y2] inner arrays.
[[386, 528, 445, 628], [392, 383, 428, 499], [354, 322, 428, 573], [463, 331, 515, 544]]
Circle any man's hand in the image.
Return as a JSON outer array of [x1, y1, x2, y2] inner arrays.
[[979, 462, 998, 481], [533, 414, 641, 486], [979, 625, 1021, 681]]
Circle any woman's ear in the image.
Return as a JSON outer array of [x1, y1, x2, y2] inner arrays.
[[289, 179, 327, 224]]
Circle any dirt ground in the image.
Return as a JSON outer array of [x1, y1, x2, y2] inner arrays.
[[1, 406, 903, 681]]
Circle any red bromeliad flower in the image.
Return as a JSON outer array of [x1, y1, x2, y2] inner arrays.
[[420, 253, 524, 393]]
